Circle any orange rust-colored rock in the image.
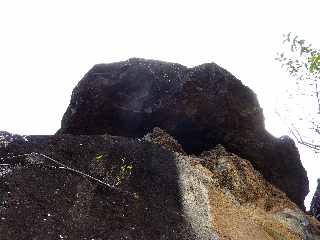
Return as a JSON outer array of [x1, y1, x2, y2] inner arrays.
[[143, 127, 186, 154], [184, 144, 319, 239]]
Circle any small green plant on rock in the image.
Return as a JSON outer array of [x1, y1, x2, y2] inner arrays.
[[95, 154, 104, 160], [115, 158, 133, 185]]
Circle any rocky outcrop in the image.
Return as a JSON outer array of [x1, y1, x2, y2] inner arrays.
[[0, 132, 201, 239], [0, 130, 319, 239], [1, 58, 316, 238], [58, 58, 308, 209], [311, 179, 320, 221]]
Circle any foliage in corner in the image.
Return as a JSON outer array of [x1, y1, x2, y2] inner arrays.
[[275, 32, 320, 151], [276, 32, 320, 75]]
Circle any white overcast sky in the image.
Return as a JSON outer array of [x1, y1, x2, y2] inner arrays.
[[0, 0, 319, 208]]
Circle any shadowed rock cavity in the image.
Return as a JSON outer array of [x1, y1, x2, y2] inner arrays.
[[58, 58, 308, 209]]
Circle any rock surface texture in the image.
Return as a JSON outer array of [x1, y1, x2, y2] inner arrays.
[[0, 130, 319, 239], [0, 132, 203, 239], [58, 58, 308, 209], [0, 128, 320, 240], [1, 59, 318, 239], [311, 179, 320, 221]]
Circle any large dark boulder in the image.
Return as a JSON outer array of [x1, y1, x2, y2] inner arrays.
[[58, 58, 308, 209], [311, 179, 320, 220], [0, 132, 209, 239]]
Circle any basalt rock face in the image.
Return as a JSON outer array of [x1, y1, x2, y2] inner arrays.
[[0, 131, 319, 240], [58, 58, 308, 209], [0, 132, 204, 239], [311, 179, 320, 221]]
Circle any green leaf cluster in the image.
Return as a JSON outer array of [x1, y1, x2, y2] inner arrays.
[[309, 54, 320, 73], [275, 33, 320, 151], [276, 32, 320, 75], [120, 164, 133, 173]]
